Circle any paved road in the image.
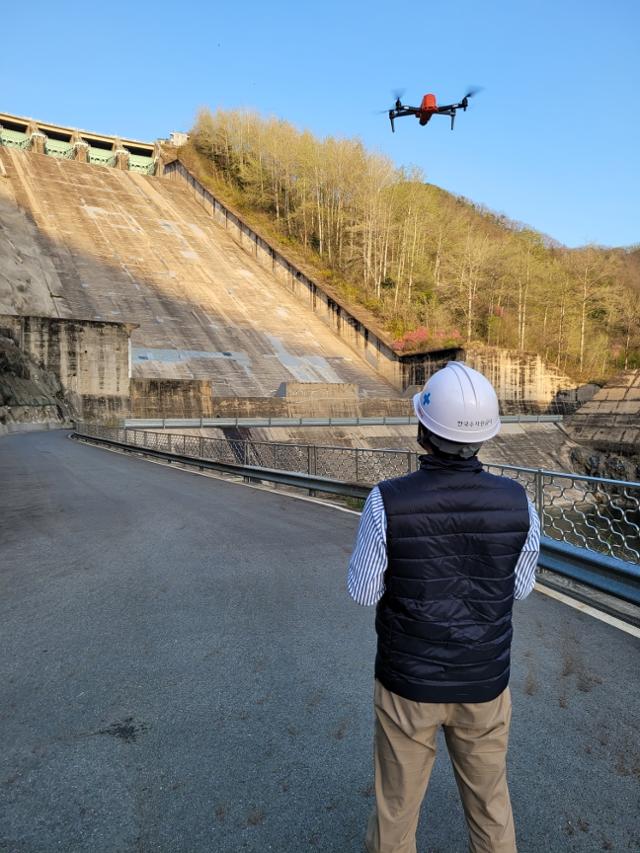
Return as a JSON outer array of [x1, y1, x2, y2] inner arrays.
[[1, 431, 638, 853]]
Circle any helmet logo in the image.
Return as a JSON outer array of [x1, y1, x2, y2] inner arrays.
[[422, 392, 431, 406]]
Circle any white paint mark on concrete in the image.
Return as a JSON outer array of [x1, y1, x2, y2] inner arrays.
[[265, 335, 343, 383], [132, 346, 252, 369]]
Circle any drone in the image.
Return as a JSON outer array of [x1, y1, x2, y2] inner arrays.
[[386, 88, 481, 132]]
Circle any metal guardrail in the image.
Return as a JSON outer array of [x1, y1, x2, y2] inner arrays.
[[76, 423, 640, 569], [72, 430, 371, 499], [123, 414, 564, 429], [74, 425, 640, 609], [538, 538, 640, 606]]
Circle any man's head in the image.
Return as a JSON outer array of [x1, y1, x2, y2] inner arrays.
[[413, 362, 500, 459]]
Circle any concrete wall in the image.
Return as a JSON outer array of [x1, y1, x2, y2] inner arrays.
[[0, 315, 132, 420], [129, 379, 412, 419], [131, 379, 215, 419]]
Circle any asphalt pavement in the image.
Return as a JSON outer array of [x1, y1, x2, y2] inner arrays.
[[1, 431, 638, 853]]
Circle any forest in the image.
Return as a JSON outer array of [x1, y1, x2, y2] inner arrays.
[[185, 109, 640, 382]]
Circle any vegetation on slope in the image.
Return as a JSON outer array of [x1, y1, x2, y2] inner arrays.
[[187, 109, 640, 381]]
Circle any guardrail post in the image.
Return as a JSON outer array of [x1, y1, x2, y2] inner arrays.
[[308, 445, 317, 496], [535, 469, 544, 533], [199, 436, 204, 458], [407, 451, 413, 473], [355, 448, 360, 483]]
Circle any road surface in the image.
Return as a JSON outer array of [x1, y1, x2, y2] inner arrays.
[[1, 431, 638, 852]]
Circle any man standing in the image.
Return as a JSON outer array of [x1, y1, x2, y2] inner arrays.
[[348, 362, 540, 853]]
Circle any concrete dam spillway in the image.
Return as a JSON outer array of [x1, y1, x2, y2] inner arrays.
[[1, 140, 592, 421], [0, 147, 398, 402]]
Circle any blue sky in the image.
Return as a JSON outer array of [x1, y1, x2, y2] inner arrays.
[[3, 1, 639, 247]]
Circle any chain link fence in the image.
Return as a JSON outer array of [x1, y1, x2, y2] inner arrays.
[[76, 423, 640, 565]]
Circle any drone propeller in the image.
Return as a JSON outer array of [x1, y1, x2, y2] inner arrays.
[[460, 86, 483, 109], [374, 88, 407, 115], [392, 88, 406, 107]]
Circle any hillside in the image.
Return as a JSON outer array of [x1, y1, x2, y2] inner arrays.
[[187, 109, 640, 382]]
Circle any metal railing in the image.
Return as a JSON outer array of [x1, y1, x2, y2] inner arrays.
[[76, 422, 640, 566], [122, 414, 564, 429]]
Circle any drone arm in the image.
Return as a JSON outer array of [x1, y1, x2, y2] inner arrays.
[[434, 108, 457, 129], [388, 106, 420, 132]]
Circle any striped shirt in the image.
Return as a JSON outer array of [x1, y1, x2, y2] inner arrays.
[[348, 485, 540, 607]]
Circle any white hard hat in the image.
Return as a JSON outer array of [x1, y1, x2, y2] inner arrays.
[[412, 362, 501, 443]]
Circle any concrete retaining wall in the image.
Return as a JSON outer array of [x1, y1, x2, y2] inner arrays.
[[131, 379, 216, 419], [0, 315, 132, 419], [129, 379, 412, 419]]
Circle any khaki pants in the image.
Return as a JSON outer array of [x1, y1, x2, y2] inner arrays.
[[365, 681, 516, 853]]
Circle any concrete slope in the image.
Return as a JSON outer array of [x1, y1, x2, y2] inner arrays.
[[0, 149, 396, 397], [1, 431, 639, 852], [566, 369, 640, 453]]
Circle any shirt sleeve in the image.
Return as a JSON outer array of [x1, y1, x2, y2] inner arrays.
[[514, 498, 541, 600], [347, 485, 388, 606]]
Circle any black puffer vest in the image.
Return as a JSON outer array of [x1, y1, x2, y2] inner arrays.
[[376, 454, 530, 703]]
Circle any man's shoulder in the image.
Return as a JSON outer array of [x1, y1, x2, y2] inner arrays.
[[377, 470, 425, 501], [378, 466, 529, 510], [477, 469, 529, 499]]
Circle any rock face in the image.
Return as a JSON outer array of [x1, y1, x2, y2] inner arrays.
[[565, 370, 640, 454], [569, 445, 640, 484], [0, 331, 70, 432], [464, 347, 584, 413]]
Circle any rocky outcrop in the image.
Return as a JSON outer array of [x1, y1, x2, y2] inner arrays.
[[0, 332, 71, 433], [464, 346, 586, 413], [569, 445, 640, 483]]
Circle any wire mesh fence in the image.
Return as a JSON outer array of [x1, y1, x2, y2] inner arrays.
[[76, 423, 640, 565]]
